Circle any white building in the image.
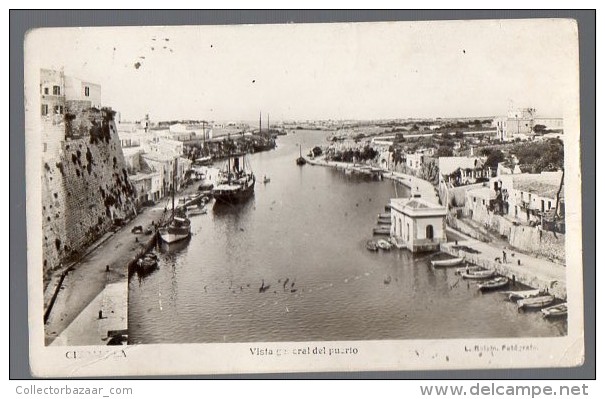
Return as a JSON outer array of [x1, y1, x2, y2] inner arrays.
[[405, 152, 425, 171], [390, 197, 447, 252], [64, 75, 102, 109], [438, 156, 486, 186], [495, 171, 564, 224]]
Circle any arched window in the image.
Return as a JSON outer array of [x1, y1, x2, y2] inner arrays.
[[426, 225, 434, 240]]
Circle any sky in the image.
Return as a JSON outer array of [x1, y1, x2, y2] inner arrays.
[[25, 19, 579, 122]]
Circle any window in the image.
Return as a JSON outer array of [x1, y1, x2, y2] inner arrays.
[[84, 86, 90, 96], [41, 104, 48, 116], [54, 105, 63, 115], [43, 143, 47, 152], [44, 87, 49, 95], [52, 85, 61, 95], [482, 199, 485, 206]]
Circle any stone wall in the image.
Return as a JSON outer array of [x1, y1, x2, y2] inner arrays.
[[42, 108, 136, 279], [468, 204, 565, 263]]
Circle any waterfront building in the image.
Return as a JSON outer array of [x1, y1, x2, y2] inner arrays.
[[130, 171, 163, 205], [390, 197, 447, 252], [493, 171, 564, 224], [464, 186, 497, 219]]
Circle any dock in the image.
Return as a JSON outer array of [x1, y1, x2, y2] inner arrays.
[[440, 238, 566, 300]]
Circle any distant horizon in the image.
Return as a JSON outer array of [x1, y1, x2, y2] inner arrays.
[[27, 20, 577, 122]]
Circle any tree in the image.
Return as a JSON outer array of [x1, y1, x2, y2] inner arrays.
[[437, 146, 453, 157], [533, 124, 547, 133], [484, 150, 505, 169], [419, 159, 439, 185]]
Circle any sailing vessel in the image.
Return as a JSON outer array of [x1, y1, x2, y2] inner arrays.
[[159, 157, 192, 244], [296, 144, 307, 165], [213, 142, 255, 204]]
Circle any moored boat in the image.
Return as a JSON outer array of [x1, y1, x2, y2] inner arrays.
[[517, 295, 555, 309], [137, 253, 158, 272], [198, 182, 214, 193], [366, 240, 378, 252], [541, 303, 568, 318], [431, 257, 465, 267], [477, 276, 509, 291], [159, 158, 192, 244], [213, 148, 256, 204], [504, 289, 542, 301], [376, 239, 392, 250], [186, 204, 207, 216], [159, 214, 191, 243], [460, 269, 496, 279], [455, 265, 483, 275], [296, 144, 307, 165]]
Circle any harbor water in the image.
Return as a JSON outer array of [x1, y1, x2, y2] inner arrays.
[[128, 130, 566, 344]]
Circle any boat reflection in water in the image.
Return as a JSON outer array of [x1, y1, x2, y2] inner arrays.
[[158, 235, 192, 256]]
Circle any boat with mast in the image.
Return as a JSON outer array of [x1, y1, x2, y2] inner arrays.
[[159, 157, 192, 244], [212, 133, 256, 204], [296, 143, 307, 165]]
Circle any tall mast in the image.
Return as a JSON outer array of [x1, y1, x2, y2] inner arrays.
[[267, 113, 270, 134], [171, 157, 177, 215], [227, 133, 231, 183], [259, 112, 262, 135]]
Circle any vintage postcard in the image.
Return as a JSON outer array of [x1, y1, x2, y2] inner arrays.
[[25, 19, 584, 377]]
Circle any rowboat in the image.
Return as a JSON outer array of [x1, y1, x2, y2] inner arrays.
[[431, 257, 464, 267], [477, 276, 509, 291], [366, 240, 378, 252], [455, 265, 483, 275], [376, 239, 392, 250], [504, 289, 542, 301], [460, 269, 495, 279], [541, 303, 568, 318], [137, 253, 158, 272], [517, 295, 555, 309]]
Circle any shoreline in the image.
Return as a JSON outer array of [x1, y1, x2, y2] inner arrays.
[[306, 156, 566, 299]]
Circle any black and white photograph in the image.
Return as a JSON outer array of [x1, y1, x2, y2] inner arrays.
[[24, 18, 584, 376]]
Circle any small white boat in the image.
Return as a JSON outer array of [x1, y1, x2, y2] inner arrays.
[[431, 257, 464, 267], [541, 303, 568, 318], [455, 266, 483, 275], [477, 277, 509, 291], [376, 239, 392, 250], [517, 295, 555, 309], [366, 240, 378, 252], [187, 205, 207, 216], [460, 269, 496, 279], [504, 289, 542, 301]]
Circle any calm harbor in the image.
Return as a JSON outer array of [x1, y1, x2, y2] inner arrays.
[[128, 130, 566, 344]]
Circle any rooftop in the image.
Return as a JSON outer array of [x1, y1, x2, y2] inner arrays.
[[467, 187, 497, 200], [390, 197, 446, 217], [141, 152, 177, 162], [438, 156, 483, 175], [514, 180, 564, 200]]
